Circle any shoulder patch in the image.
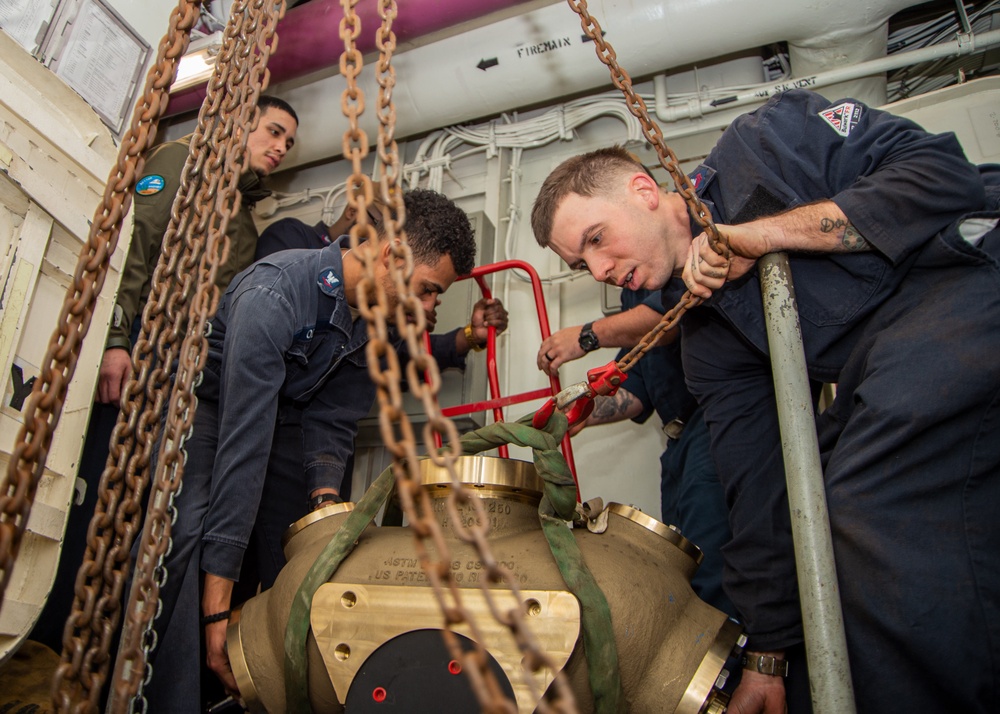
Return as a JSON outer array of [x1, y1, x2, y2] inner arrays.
[[689, 165, 716, 194], [818, 102, 863, 138], [318, 269, 341, 296], [136, 174, 166, 196]]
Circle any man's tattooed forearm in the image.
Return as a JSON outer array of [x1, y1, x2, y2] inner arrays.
[[589, 390, 639, 424], [820, 217, 870, 252]]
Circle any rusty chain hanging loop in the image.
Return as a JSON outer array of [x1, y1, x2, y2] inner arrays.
[[0, 1, 201, 621], [567, 0, 729, 374], [44, 0, 284, 710], [339, 1, 576, 712], [0, 7, 202, 710], [112, 2, 284, 710]]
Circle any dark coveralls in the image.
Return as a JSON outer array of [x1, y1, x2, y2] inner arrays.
[[618, 289, 734, 616], [664, 89, 1000, 712], [245, 218, 467, 589], [147, 243, 373, 711]]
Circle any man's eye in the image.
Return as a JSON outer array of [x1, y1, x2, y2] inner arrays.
[[590, 233, 602, 245], [578, 261, 588, 272]]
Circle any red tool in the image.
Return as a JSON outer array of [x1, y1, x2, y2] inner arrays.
[[531, 360, 627, 429]]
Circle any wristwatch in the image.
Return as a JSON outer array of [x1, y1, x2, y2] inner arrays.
[[740, 654, 789, 678], [309, 492, 343, 511], [578, 322, 600, 353]]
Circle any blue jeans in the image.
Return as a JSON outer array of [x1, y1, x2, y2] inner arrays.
[[141, 398, 221, 713]]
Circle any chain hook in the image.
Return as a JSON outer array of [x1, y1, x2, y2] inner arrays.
[[533, 360, 627, 429]]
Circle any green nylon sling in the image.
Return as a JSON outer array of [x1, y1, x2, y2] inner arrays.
[[283, 411, 624, 713]]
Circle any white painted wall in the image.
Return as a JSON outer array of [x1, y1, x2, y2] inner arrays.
[[103, 0, 173, 50]]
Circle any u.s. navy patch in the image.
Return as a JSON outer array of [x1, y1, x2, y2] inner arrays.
[[318, 269, 341, 295], [818, 102, 863, 137], [136, 175, 166, 195]]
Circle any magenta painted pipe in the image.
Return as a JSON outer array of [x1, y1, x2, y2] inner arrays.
[[166, 0, 536, 116]]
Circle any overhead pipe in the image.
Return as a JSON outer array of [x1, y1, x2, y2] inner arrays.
[[654, 27, 1000, 122], [165, 0, 544, 116], [162, 0, 926, 169]]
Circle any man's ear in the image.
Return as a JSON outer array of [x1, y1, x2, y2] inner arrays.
[[630, 171, 662, 210], [378, 237, 395, 268]]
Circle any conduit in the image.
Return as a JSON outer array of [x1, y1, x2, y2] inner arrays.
[[654, 28, 1000, 122]]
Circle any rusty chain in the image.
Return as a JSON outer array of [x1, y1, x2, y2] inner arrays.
[[112, 1, 284, 710], [340, 1, 576, 712], [43, 0, 283, 710], [0, 3, 198, 623], [566, 0, 730, 374], [0, 1, 205, 709]]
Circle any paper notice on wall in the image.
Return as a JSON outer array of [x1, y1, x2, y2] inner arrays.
[[52, 0, 143, 129], [0, 0, 57, 53]]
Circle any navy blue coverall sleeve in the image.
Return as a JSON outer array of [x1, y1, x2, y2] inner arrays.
[[730, 89, 983, 262], [201, 285, 295, 581], [299, 359, 375, 494]]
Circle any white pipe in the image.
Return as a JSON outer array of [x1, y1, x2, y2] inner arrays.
[[268, 0, 922, 169], [654, 28, 1000, 122]]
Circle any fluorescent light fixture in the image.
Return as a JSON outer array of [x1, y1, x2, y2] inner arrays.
[[172, 31, 222, 92]]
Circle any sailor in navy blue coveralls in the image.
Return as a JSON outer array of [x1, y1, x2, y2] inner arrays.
[[537, 88, 999, 713], [144, 189, 483, 710], [666, 90, 1000, 712], [143, 242, 375, 713], [243, 217, 479, 589]]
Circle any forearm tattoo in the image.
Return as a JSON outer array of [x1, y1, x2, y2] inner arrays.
[[820, 217, 870, 252], [589, 390, 639, 424]]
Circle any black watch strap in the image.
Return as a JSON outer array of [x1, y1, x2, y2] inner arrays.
[[578, 322, 600, 353], [309, 492, 343, 510]]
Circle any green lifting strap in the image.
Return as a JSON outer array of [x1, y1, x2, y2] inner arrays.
[[283, 464, 396, 712], [457, 412, 625, 714], [282, 412, 624, 713]]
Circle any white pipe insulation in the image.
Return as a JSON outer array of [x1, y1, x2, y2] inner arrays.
[[653, 28, 1000, 123], [273, 0, 925, 169]]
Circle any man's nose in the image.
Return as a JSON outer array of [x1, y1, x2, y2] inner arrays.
[[591, 257, 613, 283]]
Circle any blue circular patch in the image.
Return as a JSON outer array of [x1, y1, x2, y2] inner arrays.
[[136, 174, 166, 196]]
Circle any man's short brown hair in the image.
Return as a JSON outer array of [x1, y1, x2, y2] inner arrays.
[[530, 146, 648, 247]]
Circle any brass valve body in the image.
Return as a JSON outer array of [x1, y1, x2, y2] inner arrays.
[[229, 457, 742, 713]]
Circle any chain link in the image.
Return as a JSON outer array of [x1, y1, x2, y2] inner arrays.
[[566, 0, 731, 374], [340, 1, 576, 711], [0, 2, 200, 627], [33, 0, 284, 710], [0, 0, 198, 710], [112, 1, 284, 709]]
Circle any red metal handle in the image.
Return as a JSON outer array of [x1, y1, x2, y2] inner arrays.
[[429, 260, 579, 495]]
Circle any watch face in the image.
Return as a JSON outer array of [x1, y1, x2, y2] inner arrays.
[[579, 326, 599, 352]]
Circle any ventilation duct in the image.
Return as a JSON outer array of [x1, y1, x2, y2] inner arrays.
[[171, 0, 927, 168], [167, 0, 541, 115]]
